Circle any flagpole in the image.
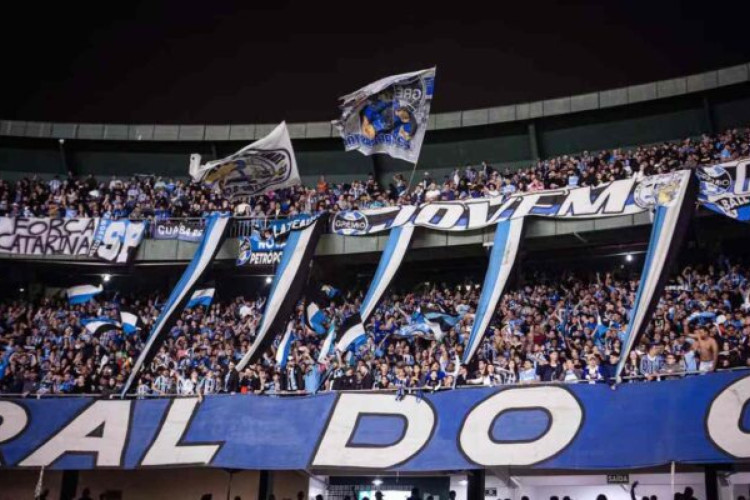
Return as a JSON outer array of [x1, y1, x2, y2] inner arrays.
[[406, 157, 420, 192]]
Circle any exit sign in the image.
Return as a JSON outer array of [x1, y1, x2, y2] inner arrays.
[[607, 474, 630, 484]]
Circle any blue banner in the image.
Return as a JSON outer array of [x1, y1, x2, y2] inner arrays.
[[1, 371, 749, 470]]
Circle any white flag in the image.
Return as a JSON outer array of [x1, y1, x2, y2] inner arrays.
[[189, 122, 300, 199], [333, 68, 436, 164]]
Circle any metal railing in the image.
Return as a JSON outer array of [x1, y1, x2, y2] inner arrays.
[[2, 367, 746, 400]]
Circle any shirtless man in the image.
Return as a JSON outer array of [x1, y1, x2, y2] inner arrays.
[[689, 326, 718, 372]]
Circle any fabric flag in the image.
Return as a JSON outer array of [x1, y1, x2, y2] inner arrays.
[[83, 319, 121, 336], [396, 319, 444, 342], [304, 282, 339, 334], [335, 313, 367, 353], [360, 225, 415, 322], [615, 172, 697, 379], [275, 321, 295, 369], [122, 213, 230, 395], [318, 320, 337, 364], [237, 214, 329, 370], [120, 311, 140, 334], [187, 288, 215, 309], [67, 284, 103, 305], [696, 159, 750, 221], [333, 68, 436, 164], [189, 122, 300, 200], [463, 217, 525, 363]]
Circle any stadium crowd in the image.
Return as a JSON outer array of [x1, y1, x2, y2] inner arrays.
[[1, 256, 748, 396], [0, 127, 748, 221]]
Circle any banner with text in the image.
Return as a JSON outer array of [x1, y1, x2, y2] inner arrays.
[[331, 171, 690, 235], [0, 217, 97, 257], [236, 216, 316, 268], [152, 220, 204, 242], [1, 371, 749, 471], [697, 159, 750, 221], [89, 218, 148, 264]]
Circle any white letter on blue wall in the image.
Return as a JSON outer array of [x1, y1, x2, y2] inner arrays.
[[706, 375, 750, 458]]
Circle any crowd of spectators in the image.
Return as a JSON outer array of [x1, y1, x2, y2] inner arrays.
[[0, 128, 748, 221], [1, 256, 748, 397]]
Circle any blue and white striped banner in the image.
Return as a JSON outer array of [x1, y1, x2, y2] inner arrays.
[[122, 213, 230, 394], [616, 173, 697, 378], [463, 217, 525, 363], [66, 284, 103, 305], [360, 225, 414, 322], [237, 214, 328, 369]]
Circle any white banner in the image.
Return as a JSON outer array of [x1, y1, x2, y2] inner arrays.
[[189, 122, 300, 200], [333, 68, 436, 164], [0, 217, 97, 256]]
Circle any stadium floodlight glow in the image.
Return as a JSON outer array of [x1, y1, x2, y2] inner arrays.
[[103, 274, 112, 283], [626, 253, 633, 262], [372, 479, 383, 486], [459, 479, 468, 486], [19, 288, 24, 293], [265, 276, 273, 284]]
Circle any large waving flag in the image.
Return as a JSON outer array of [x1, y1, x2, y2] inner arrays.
[[335, 313, 367, 353], [317, 320, 337, 363], [333, 68, 436, 164], [187, 288, 215, 309], [189, 122, 300, 199], [122, 213, 230, 395], [67, 284, 103, 305]]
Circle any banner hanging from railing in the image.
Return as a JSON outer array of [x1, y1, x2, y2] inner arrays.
[[0, 217, 97, 257], [89, 218, 147, 264], [236, 215, 316, 268], [331, 171, 691, 235], [152, 219, 204, 242], [696, 158, 750, 221], [1, 371, 748, 471]]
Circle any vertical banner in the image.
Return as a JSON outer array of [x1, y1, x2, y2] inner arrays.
[[237, 214, 328, 369], [616, 173, 697, 379], [463, 217, 525, 363], [122, 213, 230, 394], [360, 225, 415, 322]]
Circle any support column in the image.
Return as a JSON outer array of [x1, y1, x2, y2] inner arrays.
[[705, 465, 719, 500], [703, 96, 715, 135], [467, 469, 486, 500], [57, 139, 70, 176], [259, 470, 273, 500], [59, 470, 78, 500], [528, 121, 541, 161]]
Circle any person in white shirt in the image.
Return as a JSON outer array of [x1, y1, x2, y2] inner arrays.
[[518, 360, 538, 383]]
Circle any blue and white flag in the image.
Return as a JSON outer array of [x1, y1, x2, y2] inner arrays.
[[275, 322, 296, 369], [335, 313, 367, 353], [119, 311, 140, 334], [318, 320, 337, 364], [696, 159, 750, 221], [187, 288, 215, 309], [83, 319, 121, 336], [464, 217, 525, 363], [334, 68, 436, 164], [360, 225, 414, 322], [67, 284, 103, 305]]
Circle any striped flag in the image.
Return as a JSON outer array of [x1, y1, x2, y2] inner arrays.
[[187, 288, 215, 309], [120, 310, 140, 334], [66, 284, 103, 305], [318, 320, 337, 363], [275, 321, 296, 368], [335, 313, 367, 353]]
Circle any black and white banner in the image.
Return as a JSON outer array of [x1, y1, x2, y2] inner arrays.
[[152, 220, 204, 242], [89, 218, 147, 264], [615, 174, 697, 378], [237, 214, 329, 369], [0, 217, 97, 256], [331, 172, 691, 235], [236, 216, 318, 269], [189, 122, 301, 200], [333, 68, 436, 164], [122, 213, 231, 394]]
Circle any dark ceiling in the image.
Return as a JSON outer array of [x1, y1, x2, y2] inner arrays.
[[2, 0, 750, 124]]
